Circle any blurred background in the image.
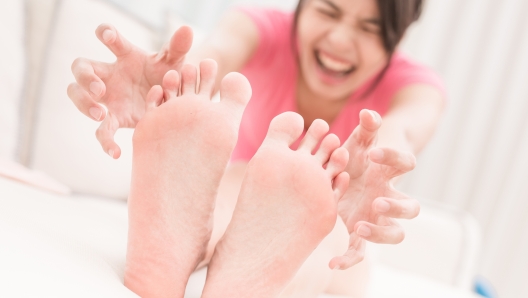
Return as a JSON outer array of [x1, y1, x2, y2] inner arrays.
[[1, 0, 527, 297]]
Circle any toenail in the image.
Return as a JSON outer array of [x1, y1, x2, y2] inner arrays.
[[376, 200, 390, 213], [357, 225, 371, 237], [370, 148, 384, 161]]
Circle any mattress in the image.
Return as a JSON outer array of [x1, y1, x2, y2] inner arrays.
[[0, 177, 478, 297]]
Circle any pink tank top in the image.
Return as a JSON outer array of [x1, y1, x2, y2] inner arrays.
[[231, 8, 446, 162]]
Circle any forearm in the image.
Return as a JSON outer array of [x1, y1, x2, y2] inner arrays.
[[186, 10, 258, 93], [377, 84, 445, 155]]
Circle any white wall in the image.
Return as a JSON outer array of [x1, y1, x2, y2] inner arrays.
[[0, 0, 25, 161], [397, 1, 528, 297], [107, 0, 297, 29]]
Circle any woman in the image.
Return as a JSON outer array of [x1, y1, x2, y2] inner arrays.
[[68, 0, 445, 296]]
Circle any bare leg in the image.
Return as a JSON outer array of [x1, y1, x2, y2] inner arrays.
[[124, 61, 251, 297], [201, 112, 350, 298]]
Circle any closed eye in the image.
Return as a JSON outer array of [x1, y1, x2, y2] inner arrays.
[[317, 8, 339, 19]]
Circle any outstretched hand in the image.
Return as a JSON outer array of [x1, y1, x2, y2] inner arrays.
[[67, 24, 193, 158], [329, 109, 419, 270]]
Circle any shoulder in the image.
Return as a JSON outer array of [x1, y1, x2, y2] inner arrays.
[[235, 7, 294, 62]]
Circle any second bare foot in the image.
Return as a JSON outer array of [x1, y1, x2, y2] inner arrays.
[[202, 112, 349, 298]]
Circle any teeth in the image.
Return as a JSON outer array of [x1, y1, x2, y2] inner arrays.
[[317, 52, 354, 72]]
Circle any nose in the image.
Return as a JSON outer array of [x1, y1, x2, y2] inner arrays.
[[326, 23, 356, 52]]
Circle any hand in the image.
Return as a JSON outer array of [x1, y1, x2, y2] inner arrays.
[[67, 24, 193, 158], [329, 109, 419, 270]]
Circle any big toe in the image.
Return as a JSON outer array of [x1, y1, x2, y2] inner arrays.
[[220, 72, 252, 109], [199, 59, 218, 96], [265, 112, 304, 146]]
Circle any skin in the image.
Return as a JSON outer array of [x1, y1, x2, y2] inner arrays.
[[67, 0, 445, 295], [296, 0, 389, 126]]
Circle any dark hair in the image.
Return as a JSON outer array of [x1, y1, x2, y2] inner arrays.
[[292, 0, 423, 97]]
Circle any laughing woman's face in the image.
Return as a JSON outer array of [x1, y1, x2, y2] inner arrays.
[[296, 0, 389, 101]]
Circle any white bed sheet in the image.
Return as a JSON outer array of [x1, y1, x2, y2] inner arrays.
[[0, 177, 478, 298]]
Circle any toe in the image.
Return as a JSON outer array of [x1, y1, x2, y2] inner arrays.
[[181, 64, 198, 94], [315, 133, 340, 164], [265, 112, 304, 146], [162, 70, 180, 101], [297, 119, 329, 154], [146, 85, 164, 112], [198, 59, 218, 97], [325, 147, 349, 179], [219, 72, 252, 109], [332, 171, 349, 202]]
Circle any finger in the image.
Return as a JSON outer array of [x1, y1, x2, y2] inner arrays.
[[369, 147, 416, 177], [95, 113, 121, 159], [328, 232, 366, 270], [354, 218, 405, 244], [146, 85, 164, 112], [95, 23, 134, 57], [161, 70, 180, 101], [350, 109, 381, 146], [167, 26, 193, 63], [67, 83, 106, 121], [198, 59, 218, 96], [373, 196, 420, 219], [71, 57, 110, 99]]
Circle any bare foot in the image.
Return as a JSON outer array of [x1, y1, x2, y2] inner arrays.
[[124, 60, 251, 297], [202, 112, 350, 298]]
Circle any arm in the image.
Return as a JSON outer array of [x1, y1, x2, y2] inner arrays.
[[377, 84, 445, 154], [186, 10, 259, 93]]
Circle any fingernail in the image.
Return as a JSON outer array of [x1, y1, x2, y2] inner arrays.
[[89, 107, 102, 121], [90, 82, 103, 96], [357, 225, 371, 237], [376, 199, 390, 213], [332, 265, 341, 270], [367, 110, 379, 124], [370, 148, 384, 160], [102, 29, 115, 42], [108, 150, 114, 158]]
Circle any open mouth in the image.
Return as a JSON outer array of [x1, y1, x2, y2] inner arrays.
[[315, 50, 356, 77]]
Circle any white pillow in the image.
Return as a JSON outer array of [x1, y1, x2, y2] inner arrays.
[[31, 0, 156, 199], [0, 0, 25, 161]]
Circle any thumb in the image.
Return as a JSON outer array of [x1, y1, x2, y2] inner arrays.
[[328, 232, 366, 270], [167, 26, 194, 63]]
